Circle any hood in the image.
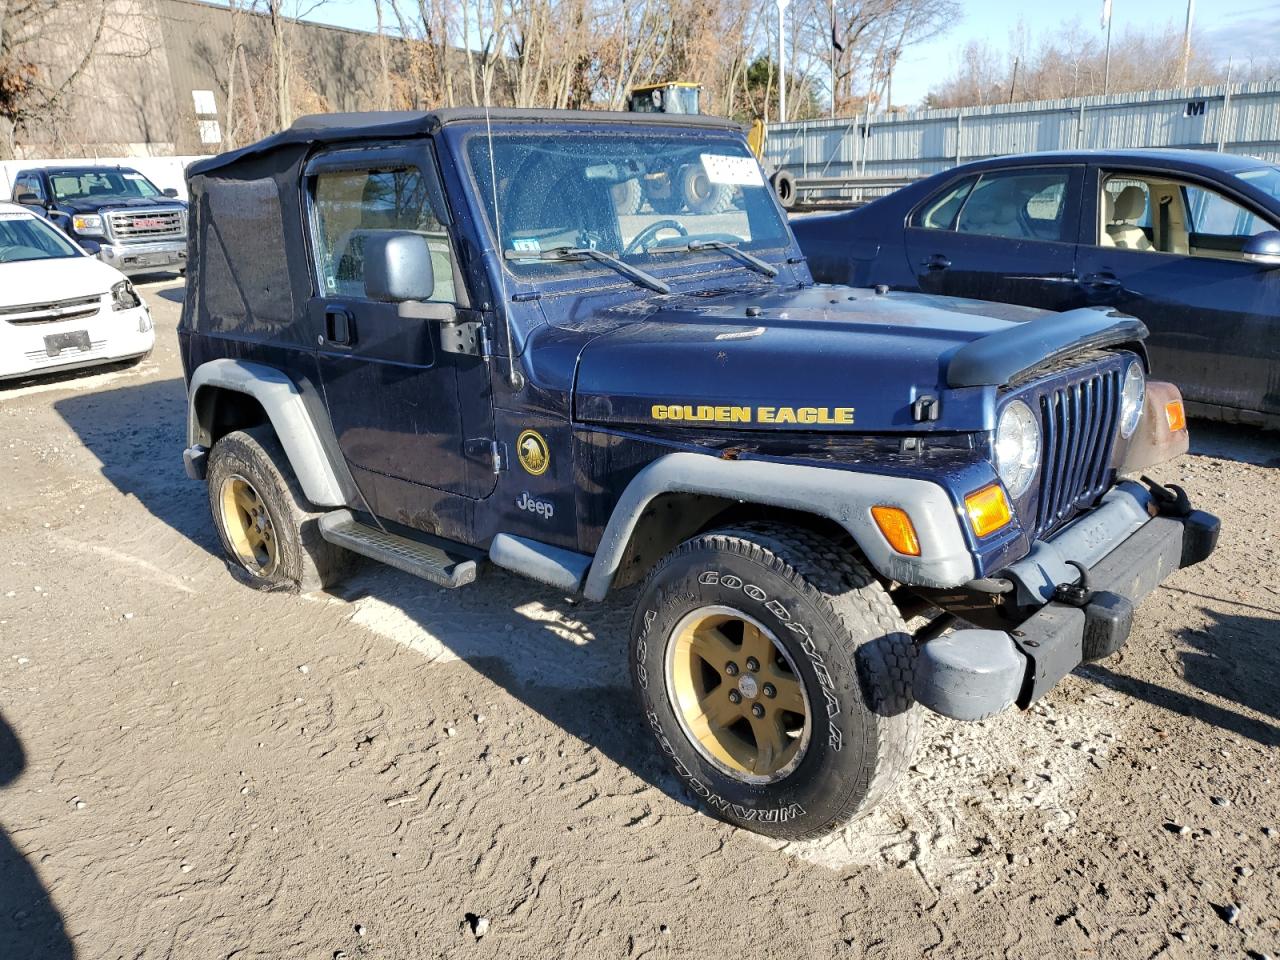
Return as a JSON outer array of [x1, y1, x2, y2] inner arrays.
[[572, 286, 1144, 434], [57, 196, 186, 214], [0, 254, 125, 304]]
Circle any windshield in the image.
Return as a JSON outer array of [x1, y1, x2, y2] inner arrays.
[[1236, 164, 1280, 204], [0, 211, 82, 263], [48, 169, 163, 202], [465, 130, 790, 282]]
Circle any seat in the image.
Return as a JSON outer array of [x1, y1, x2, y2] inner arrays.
[[1104, 187, 1153, 251]]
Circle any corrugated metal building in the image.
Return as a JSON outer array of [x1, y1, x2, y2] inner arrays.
[[764, 82, 1280, 198]]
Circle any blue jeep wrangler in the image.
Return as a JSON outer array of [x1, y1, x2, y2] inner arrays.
[[179, 109, 1218, 839]]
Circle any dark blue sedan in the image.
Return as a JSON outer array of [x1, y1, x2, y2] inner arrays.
[[792, 149, 1280, 427]]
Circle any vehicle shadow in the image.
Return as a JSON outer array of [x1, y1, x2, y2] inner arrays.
[[327, 565, 693, 808], [1079, 604, 1280, 748], [53, 377, 221, 559], [1188, 418, 1280, 468], [51, 378, 690, 807], [0, 710, 75, 959], [151, 286, 185, 305]]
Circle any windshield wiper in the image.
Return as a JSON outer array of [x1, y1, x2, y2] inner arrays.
[[682, 239, 779, 279], [504, 246, 670, 295]]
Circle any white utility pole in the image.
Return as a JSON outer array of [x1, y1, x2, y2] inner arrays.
[[777, 0, 791, 123], [1182, 0, 1196, 86], [1102, 0, 1113, 95]]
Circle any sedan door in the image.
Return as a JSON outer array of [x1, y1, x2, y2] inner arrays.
[[1074, 166, 1280, 420], [902, 165, 1084, 311]]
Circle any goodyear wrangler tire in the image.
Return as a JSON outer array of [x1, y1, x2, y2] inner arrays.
[[630, 523, 920, 839], [207, 426, 352, 593]]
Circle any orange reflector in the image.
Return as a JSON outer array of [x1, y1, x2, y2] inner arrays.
[[1165, 399, 1187, 432], [964, 484, 1013, 538], [871, 505, 921, 556]]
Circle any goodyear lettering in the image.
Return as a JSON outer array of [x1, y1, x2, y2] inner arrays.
[[651, 404, 854, 425]]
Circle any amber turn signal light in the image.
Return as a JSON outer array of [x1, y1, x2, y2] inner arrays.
[[871, 505, 921, 556], [1165, 400, 1187, 432], [964, 484, 1013, 538]]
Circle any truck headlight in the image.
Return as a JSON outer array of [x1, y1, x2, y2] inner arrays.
[[112, 280, 141, 311], [994, 399, 1041, 499], [1119, 361, 1145, 438], [72, 213, 105, 237]]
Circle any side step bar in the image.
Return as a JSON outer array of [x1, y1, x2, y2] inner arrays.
[[318, 510, 477, 588]]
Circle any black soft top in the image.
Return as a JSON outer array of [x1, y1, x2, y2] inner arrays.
[[189, 107, 745, 177]]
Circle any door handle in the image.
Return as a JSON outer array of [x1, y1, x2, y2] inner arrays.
[[920, 254, 951, 271], [324, 306, 353, 345], [1081, 272, 1122, 289]]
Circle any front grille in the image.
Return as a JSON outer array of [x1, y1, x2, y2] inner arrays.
[[1033, 367, 1122, 538], [24, 339, 108, 362], [107, 208, 185, 243], [0, 295, 104, 325]]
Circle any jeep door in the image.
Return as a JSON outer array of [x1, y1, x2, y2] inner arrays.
[[1074, 164, 1280, 419], [304, 144, 497, 514], [903, 165, 1084, 311]]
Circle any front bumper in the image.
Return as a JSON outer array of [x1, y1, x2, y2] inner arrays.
[[0, 305, 155, 381], [98, 240, 186, 275], [914, 485, 1219, 721]]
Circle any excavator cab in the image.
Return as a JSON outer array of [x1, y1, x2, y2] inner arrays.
[[627, 82, 701, 115]]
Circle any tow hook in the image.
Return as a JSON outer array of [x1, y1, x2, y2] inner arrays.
[[1052, 559, 1092, 607], [1141, 475, 1192, 518], [1051, 560, 1135, 663]]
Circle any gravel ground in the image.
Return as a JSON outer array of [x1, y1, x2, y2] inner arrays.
[[2, 276, 1279, 960]]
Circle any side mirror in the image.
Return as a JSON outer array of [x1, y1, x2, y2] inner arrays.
[[1242, 230, 1280, 266], [364, 231, 436, 301], [13, 188, 43, 207], [162, 187, 179, 198]]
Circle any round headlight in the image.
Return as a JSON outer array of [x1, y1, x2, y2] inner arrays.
[[1119, 361, 1145, 438], [995, 399, 1041, 499]]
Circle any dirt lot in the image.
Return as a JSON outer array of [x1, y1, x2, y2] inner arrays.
[[2, 277, 1279, 960]]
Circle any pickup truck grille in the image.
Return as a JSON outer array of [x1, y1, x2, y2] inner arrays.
[[1033, 367, 1122, 538], [107, 208, 185, 243], [0, 294, 104, 325]]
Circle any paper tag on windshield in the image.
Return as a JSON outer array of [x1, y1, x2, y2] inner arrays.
[[700, 154, 764, 187], [512, 237, 540, 254]]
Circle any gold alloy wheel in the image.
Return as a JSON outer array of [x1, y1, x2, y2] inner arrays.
[[665, 606, 811, 784], [218, 474, 279, 577]]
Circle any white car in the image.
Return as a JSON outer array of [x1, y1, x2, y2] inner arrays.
[[1, 200, 155, 381]]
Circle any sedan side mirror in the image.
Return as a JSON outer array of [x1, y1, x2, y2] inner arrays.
[[162, 187, 180, 198], [1242, 230, 1280, 267]]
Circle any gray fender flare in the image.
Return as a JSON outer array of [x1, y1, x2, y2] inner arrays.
[[581, 452, 976, 601], [187, 358, 346, 507]]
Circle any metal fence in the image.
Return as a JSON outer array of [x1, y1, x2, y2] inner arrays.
[[764, 81, 1280, 201]]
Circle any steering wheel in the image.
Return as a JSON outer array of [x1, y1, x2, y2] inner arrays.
[[623, 219, 688, 258]]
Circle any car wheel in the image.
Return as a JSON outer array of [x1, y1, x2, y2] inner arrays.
[[630, 523, 919, 839], [207, 426, 351, 592]]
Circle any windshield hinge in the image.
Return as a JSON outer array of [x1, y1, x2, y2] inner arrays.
[[440, 309, 487, 357]]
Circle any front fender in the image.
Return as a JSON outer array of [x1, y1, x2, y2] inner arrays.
[[186, 358, 347, 507], [581, 451, 975, 600]]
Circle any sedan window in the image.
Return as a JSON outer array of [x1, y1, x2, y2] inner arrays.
[[911, 177, 976, 230], [953, 171, 1072, 241]]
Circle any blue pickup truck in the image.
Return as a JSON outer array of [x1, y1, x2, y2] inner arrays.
[[10, 165, 188, 276]]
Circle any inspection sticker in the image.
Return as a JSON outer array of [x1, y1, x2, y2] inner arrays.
[[511, 237, 541, 254], [700, 153, 764, 187]]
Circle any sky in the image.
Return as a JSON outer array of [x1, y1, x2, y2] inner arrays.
[[890, 0, 1280, 104], [288, 0, 1280, 107]]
